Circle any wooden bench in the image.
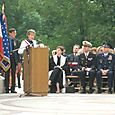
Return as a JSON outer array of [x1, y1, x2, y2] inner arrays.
[[101, 75, 109, 91], [66, 76, 81, 92]]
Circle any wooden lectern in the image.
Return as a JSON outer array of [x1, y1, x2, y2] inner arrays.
[[24, 47, 48, 96]]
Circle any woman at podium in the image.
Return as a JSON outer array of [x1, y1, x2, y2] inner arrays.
[[18, 29, 45, 80], [49, 46, 70, 93], [18, 29, 38, 55]]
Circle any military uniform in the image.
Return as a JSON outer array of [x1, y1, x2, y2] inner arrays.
[[113, 54, 115, 92], [78, 41, 96, 93], [96, 52, 114, 93]]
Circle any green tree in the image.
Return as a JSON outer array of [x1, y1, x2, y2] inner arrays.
[[3, 0, 114, 52]]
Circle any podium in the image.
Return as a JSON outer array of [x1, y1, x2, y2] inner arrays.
[[24, 47, 48, 96]]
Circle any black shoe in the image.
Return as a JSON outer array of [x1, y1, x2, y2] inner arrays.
[[97, 88, 102, 94], [80, 89, 86, 94], [108, 89, 112, 94], [5, 91, 9, 93], [18, 85, 21, 88], [89, 89, 94, 94], [11, 91, 17, 93]]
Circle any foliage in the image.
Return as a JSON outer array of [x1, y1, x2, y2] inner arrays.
[[1, 0, 114, 53]]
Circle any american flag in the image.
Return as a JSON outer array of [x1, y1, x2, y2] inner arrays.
[[0, 14, 10, 71]]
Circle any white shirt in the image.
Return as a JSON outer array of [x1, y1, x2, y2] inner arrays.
[[84, 52, 89, 58], [18, 39, 38, 54], [104, 53, 108, 57]]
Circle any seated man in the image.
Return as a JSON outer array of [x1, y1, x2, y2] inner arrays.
[[67, 44, 80, 88], [67, 44, 80, 76], [49, 46, 70, 93], [96, 43, 114, 94], [78, 41, 96, 94]]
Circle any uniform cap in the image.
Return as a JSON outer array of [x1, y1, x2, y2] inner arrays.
[[82, 41, 92, 47], [103, 43, 110, 48]]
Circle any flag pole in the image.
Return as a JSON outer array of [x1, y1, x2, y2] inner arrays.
[[2, 0, 5, 4], [2, 0, 5, 14]]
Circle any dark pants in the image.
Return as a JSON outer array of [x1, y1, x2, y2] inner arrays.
[[114, 70, 115, 92], [17, 72, 21, 88], [79, 70, 95, 89], [4, 69, 10, 93], [70, 70, 80, 87], [96, 70, 113, 89], [49, 68, 63, 93], [10, 59, 17, 92]]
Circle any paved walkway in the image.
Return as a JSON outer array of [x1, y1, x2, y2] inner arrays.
[[0, 91, 115, 115], [0, 79, 115, 115]]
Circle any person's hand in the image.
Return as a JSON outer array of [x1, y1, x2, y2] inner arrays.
[[101, 69, 108, 75], [85, 68, 91, 71], [82, 67, 85, 71], [56, 65, 62, 70]]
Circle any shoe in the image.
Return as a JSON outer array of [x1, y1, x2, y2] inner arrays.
[[18, 85, 21, 88], [56, 90, 60, 94], [5, 91, 9, 93], [11, 91, 17, 93], [80, 89, 86, 94], [97, 88, 102, 94], [89, 88, 94, 94], [108, 89, 112, 94]]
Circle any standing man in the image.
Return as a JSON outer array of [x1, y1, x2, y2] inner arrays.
[[5, 28, 20, 93], [78, 41, 96, 93], [96, 43, 114, 94]]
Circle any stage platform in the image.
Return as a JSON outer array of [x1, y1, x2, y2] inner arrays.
[[0, 92, 115, 115]]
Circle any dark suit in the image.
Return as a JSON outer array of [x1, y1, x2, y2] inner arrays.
[[67, 53, 79, 75], [5, 38, 21, 93], [113, 54, 115, 92], [78, 52, 96, 93], [96, 53, 114, 92]]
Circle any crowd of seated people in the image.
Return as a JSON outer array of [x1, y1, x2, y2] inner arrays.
[[48, 41, 115, 94]]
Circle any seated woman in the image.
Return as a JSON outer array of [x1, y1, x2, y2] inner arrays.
[[49, 46, 70, 93]]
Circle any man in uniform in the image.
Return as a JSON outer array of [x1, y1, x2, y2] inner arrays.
[[96, 43, 114, 94], [78, 41, 96, 93]]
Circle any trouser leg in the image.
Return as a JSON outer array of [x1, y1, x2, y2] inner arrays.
[[89, 70, 95, 89], [17, 72, 21, 88], [108, 71, 113, 89], [96, 70, 102, 89], [11, 63, 16, 92], [4, 69, 10, 93], [96, 70, 102, 93]]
